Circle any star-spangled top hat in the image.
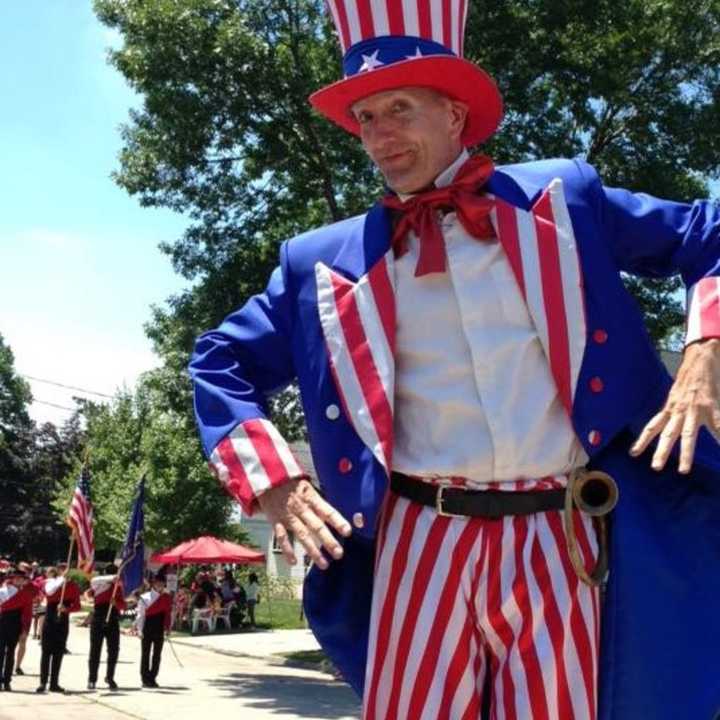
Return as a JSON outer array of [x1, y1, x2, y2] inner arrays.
[[310, 0, 503, 146]]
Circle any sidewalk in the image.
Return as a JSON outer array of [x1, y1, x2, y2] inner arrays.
[[0, 625, 361, 720]]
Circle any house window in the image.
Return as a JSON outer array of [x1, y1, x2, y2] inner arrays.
[[272, 530, 295, 553]]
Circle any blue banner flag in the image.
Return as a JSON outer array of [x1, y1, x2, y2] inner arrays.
[[119, 475, 145, 595]]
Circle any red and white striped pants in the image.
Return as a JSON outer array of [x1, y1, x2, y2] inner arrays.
[[363, 492, 600, 720]]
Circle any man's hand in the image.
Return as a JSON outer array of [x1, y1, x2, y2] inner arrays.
[[257, 479, 352, 570], [631, 338, 720, 473]]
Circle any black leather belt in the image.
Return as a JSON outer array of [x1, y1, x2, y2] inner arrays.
[[390, 472, 566, 519]]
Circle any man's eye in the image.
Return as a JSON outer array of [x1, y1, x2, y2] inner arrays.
[[392, 103, 408, 114], [357, 112, 372, 124]]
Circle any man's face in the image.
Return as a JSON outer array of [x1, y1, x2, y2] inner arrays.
[[351, 87, 468, 194]]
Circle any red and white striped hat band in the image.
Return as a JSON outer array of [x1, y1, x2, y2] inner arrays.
[[311, 0, 504, 146]]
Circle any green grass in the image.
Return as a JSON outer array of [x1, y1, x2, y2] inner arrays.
[[254, 598, 306, 630], [169, 598, 307, 636]]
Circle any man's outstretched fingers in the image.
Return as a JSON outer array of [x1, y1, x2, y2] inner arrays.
[[273, 522, 297, 566], [299, 507, 344, 560], [288, 515, 327, 569], [678, 409, 699, 475], [631, 409, 669, 456], [308, 493, 352, 537], [651, 412, 685, 471]]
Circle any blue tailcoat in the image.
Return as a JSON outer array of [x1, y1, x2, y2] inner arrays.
[[191, 159, 720, 719]]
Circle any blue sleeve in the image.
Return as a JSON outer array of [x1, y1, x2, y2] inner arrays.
[[188, 242, 296, 457], [576, 160, 720, 286]]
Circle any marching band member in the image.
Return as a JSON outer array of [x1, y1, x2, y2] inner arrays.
[[0, 568, 34, 691], [36, 566, 81, 694], [87, 563, 125, 690], [12, 562, 36, 677], [135, 572, 172, 688]]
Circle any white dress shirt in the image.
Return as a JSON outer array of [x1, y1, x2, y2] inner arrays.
[[392, 150, 588, 485]]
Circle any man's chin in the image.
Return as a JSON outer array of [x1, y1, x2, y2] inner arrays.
[[384, 173, 430, 195]]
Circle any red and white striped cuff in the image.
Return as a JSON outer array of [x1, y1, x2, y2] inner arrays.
[[209, 418, 305, 514], [686, 277, 720, 345]]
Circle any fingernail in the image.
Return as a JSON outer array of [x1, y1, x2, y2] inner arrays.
[[352, 513, 365, 529], [317, 558, 328, 570], [332, 547, 344, 559]]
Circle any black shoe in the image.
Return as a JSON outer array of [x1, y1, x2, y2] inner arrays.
[[142, 680, 159, 688], [105, 679, 118, 690], [49, 685, 65, 693], [36, 685, 46, 694], [87, 681, 96, 690], [3, 683, 11, 692], [15, 667, 24, 676]]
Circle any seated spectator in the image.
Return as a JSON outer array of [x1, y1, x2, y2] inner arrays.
[[219, 569, 237, 604]]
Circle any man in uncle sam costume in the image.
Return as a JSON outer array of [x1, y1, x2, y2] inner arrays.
[[190, 2, 720, 718]]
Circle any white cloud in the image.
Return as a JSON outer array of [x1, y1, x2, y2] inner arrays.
[[1, 313, 161, 428]]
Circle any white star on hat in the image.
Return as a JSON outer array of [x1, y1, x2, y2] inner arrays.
[[406, 47, 424, 60], [359, 49, 384, 72]]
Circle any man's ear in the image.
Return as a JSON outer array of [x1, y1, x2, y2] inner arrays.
[[448, 99, 469, 141]]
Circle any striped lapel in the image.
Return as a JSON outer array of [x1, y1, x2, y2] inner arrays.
[[491, 179, 587, 415], [315, 250, 396, 474]]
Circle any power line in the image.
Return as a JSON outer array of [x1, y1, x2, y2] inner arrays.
[[22, 375, 114, 399], [33, 399, 77, 412]]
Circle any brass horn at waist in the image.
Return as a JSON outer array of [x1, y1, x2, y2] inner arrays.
[[564, 468, 619, 587], [570, 468, 619, 517]]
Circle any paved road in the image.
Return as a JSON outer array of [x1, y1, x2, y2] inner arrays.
[[1, 626, 361, 720]]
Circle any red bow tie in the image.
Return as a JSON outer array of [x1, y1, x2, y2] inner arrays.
[[382, 155, 496, 277]]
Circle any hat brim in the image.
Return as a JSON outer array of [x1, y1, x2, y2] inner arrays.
[[310, 56, 503, 147]]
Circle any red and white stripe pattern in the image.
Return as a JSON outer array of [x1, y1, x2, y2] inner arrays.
[[316, 252, 396, 473], [68, 469, 94, 574], [364, 491, 600, 719], [686, 276, 720, 345], [491, 179, 587, 417], [210, 418, 305, 514], [326, 0, 469, 56]]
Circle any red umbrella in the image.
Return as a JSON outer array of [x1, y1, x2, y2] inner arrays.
[[150, 535, 265, 565]]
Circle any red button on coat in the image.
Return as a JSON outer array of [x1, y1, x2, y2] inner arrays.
[[590, 377, 604, 393], [588, 430, 602, 446], [338, 458, 352, 474], [593, 329, 608, 344]]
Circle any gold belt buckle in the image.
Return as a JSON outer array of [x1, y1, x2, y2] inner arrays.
[[435, 484, 466, 518]]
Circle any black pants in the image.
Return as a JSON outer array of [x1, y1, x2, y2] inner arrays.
[[88, 606, 120, 683], [140, 630, 164, 683], [40, 607, 68, 688], [0, 610, 22, 686]]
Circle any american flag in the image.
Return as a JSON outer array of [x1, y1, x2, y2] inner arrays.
[[67, 466, 94, 574]]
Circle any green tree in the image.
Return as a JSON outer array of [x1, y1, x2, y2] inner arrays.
[[52, 378, 242, 553], [0, 332, 35, 556], [95, 0, 720, 374]]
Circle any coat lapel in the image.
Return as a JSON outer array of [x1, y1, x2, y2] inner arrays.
[[315, 203, 396, 474], [488, 175, 587, 416]]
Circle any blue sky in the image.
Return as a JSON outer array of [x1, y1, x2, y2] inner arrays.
[[0, 2, 189, 425]]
